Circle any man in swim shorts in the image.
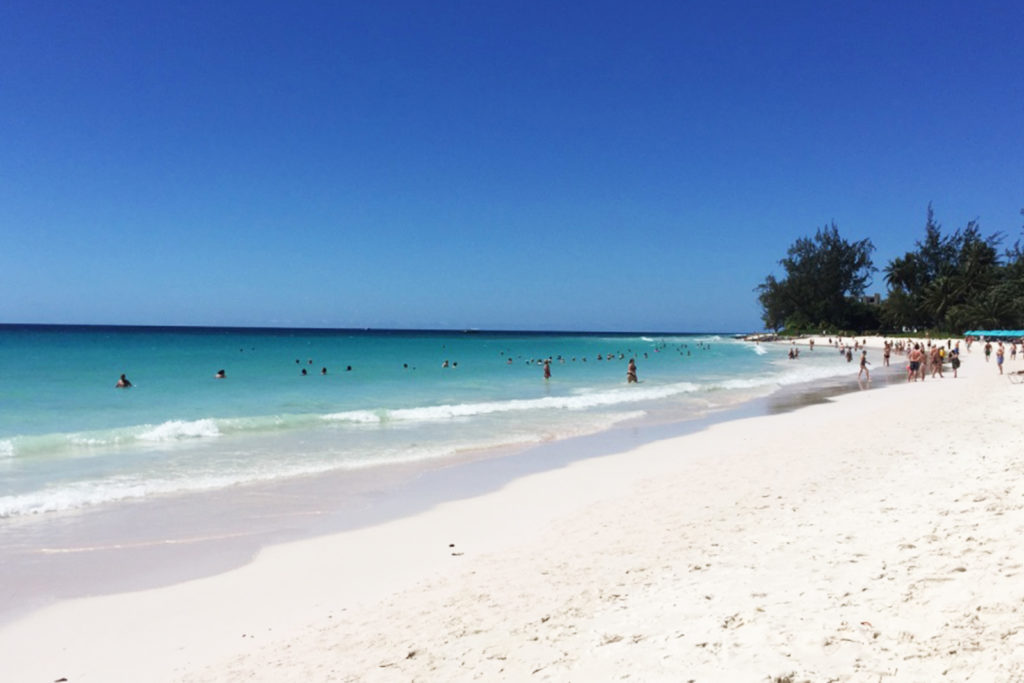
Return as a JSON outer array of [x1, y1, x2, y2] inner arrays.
[[907, 344, 923, 382]]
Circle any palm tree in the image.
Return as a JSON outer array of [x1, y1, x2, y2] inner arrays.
[[884, 254, 919, 292]]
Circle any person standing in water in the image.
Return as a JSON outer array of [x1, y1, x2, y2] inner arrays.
[[858, 350, 870, 381], [115, 373, 132, 388], [543, 359, 551, 380], [627, 358, 638, 383]]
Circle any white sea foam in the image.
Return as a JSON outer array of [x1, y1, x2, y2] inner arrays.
[[711, 356, 869, 392], [68, 431, 132, 448], [0, 432, 552, 516], [323, 382, 700, 425], [773, 361, 864, 385], [137, 419, 222, 442], [0, 461, 349, 518], [321, 410, 385, 424], [0, 422, 221, 459]]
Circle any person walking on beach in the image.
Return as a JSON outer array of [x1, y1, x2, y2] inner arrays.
[[996, 343, 1005, 374], [951, 345, 961, 378], [858, 351, 870, 381], [627, 358, 638, 383], [930, 345, 944, 378]]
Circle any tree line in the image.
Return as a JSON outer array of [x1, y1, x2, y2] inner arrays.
[[757, 204, 1024, 334]]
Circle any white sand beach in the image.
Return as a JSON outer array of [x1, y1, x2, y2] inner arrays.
[[3, 339, 1023, 682]]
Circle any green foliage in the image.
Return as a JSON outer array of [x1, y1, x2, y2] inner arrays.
[[758, 204, 1024, 335], [756, 223, 876, 332], [878, 203, 1014, 332]]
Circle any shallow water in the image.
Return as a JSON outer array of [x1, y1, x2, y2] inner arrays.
[[0, 326, 868, 518]]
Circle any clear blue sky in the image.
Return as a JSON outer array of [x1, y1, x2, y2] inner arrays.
[[2, 1, 1022, 331]]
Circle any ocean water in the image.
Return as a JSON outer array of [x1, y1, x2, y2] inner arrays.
[[0, 325, 860, 518]]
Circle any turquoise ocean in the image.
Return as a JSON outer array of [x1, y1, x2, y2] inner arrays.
[[0, 325, 859, 519]]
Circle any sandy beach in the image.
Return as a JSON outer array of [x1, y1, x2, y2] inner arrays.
[[3, 337, 1023, 681]]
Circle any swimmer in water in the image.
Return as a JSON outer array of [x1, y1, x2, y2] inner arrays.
[[215, 369, 226, 379], [115, 373, 132, 388]]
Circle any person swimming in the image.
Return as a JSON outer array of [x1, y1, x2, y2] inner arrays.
[[115, 373, 132, 388], [215, 369, 226, 379]]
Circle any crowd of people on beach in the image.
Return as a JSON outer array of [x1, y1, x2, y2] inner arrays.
[[783, 334, 1023, 384]]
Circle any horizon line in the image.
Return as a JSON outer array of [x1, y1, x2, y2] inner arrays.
[[0, 322, 752, 336]]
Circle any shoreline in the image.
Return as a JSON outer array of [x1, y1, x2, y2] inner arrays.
[[5, 338, 1012, 680], [1, 343, 903, 625]]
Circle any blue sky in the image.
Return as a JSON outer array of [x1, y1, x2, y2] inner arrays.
[[2, 1, 1022, 331]]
